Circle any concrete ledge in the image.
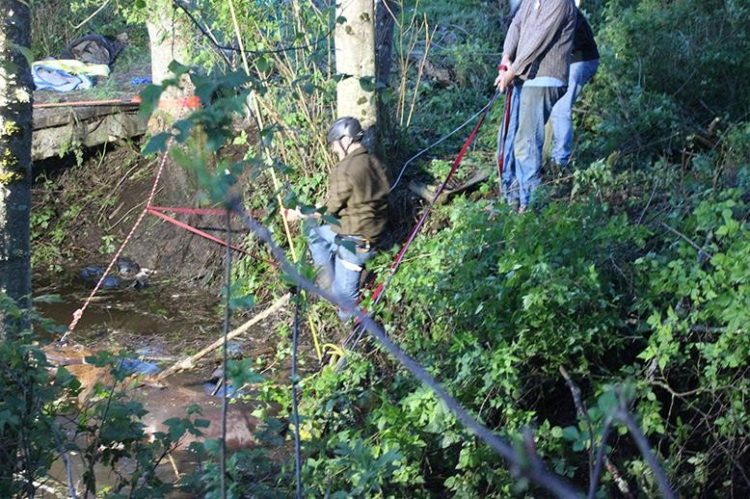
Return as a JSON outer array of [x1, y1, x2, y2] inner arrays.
[[32, 105, 146, 160]]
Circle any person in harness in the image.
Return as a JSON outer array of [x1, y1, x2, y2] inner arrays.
[[285, 117, 390, 319]]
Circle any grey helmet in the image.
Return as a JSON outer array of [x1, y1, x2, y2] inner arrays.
[[326, 116, 364, 144]]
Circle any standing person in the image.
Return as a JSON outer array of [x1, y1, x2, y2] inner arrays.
[[495, 0, 577, 212], [285, 117, 390, 319], [548, 8, 600, 169]]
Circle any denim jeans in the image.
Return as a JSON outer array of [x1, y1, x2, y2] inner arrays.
[[513, 84, 566, 208], [306, 223, 373, 319], [549, 59, 599, 166], [497, 81, 523, 205]]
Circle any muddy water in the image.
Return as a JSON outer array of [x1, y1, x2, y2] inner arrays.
[[34, 274, 290, 497], [35, 275, 220, 348]]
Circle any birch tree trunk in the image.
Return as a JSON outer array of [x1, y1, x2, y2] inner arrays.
[[0, 0, 33, 338], [335, 0, 377, 135], [146, 1, 196, 128], [137, 2, 224, 283]]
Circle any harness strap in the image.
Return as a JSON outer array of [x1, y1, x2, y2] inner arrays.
[[338, 258, 363, 272]]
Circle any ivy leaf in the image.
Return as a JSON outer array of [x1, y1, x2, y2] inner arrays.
[[9, 43, 33, 65], [596, 390, 618, 415], [562, 426, 579, 441], [142, 132, 172, 155], [138, 84, 165, 118], [167, 61, 191, 77]]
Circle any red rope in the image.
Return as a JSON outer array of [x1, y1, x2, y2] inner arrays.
[[146, 207, 249, 255], [369, 92, 499, 306], [147, 205, 230, 216], [497, 86, 514, 178], [63, 148, 171, 340]]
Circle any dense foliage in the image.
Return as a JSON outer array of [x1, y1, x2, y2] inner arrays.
[[15, 0, 750, 496]]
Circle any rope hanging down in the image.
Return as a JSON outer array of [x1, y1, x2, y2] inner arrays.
[[63, 147, 172, 340], [389, 96, 499, 192], [496, 86, 514, 180], [343, 91, 499, 351]]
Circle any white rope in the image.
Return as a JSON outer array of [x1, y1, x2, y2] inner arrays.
[[389, 98, 497, 192]]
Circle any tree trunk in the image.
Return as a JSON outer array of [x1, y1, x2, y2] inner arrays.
[[0, 0, 33, 337], [375, 0, 398, 90], [373, 0, 398, 156], [335, 0, 377, 143], [134, 2, 224, 285], [146, 2, 196, 128]]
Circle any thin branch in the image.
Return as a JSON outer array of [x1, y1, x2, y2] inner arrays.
[[172, 0, 334, 57], [649, 379, 708, 398], [615, 409, 676, 499], [587, 417, 614, 499], [560, 367, 633, 499], [637, 179, 659, 225], [559, 367, 596, 476], [70, 0, 110, 30], [52, 423, 78, 499], [659, 222, 713, 260]]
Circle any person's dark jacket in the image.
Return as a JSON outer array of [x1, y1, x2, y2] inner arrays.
[[572, 9, 599, 63], [325, 147, 389, 244]]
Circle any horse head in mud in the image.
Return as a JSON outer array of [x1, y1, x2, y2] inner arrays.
[[78, 256, 153, 290]]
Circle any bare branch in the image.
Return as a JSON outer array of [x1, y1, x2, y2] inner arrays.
[[659, 222, 713, 260], [52, 423, 78, 499], [588, 416, 613, 499], [615, 409, 676, 499], [70, 0, 111, 30], [560, 367, 633, 499], [559, 367, 595, 475]]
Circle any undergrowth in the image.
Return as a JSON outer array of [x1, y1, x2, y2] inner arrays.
[[22, 0, 750, 496]]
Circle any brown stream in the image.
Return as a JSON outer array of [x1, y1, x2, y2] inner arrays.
[[32, 273, 289, 497]]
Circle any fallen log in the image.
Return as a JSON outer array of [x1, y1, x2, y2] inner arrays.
[[408, 169, 491, 204], [157, 293, 291, 380]]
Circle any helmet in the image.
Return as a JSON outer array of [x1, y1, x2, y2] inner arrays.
[[326, 116, 364, 144]]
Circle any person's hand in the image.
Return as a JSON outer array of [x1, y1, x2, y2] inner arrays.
[[495, 66, 515, 92]]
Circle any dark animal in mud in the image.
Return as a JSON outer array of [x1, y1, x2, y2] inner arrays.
[[78, 256, 152, 289]]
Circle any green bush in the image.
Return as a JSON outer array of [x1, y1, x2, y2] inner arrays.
[[580, 0, 750, 165]]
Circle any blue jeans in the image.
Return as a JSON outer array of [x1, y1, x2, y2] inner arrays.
[[306, 223, 373, 319], [513, 84, 566, 207], [497, 81, 523, 204], [549, 59, 599, 166]]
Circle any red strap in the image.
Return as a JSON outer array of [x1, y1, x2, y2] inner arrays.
[[148, 205, 229, 216], [497, 85, 514, 178], [146, 207, 250, 255], [148, 205, 265, 218], [369, 93, 498, 305]]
